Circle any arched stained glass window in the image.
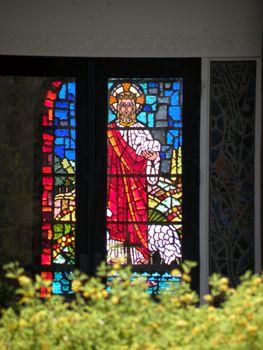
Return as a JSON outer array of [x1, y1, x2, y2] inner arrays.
[[107, 79, 183, 293], [41, 79, 76, 295], [40, 77, 185, 295]]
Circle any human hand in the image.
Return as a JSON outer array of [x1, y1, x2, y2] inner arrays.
[[141, 150, 159, 161]]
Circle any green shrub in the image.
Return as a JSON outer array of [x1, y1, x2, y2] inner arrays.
[[0, 261, 263, 350]]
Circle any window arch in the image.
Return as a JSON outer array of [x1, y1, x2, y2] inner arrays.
[[41, 79, 76, 294]]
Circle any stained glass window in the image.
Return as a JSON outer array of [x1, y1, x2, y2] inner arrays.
[[41, 80, 76, 295], [0, 57, 200, 296], [107, 79, 182, 293]]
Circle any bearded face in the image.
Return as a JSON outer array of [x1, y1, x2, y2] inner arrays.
[[116, 98, 137, 125]]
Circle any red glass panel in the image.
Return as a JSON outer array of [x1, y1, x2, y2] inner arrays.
[[42, 166, 52, 174], [43, 133, 54, 141], [52, 81, 62, 87], [41, 253, 51, 265], [42, 115, 48, 126], [42, 176, 53, 185], [44, 99, 54, 108]]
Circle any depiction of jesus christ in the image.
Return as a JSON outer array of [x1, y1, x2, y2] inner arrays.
[[107, 83, 161, 264]]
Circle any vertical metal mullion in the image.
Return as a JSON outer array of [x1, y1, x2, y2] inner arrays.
[[199, 58, 210, 301], [255, 58, 262, 273]]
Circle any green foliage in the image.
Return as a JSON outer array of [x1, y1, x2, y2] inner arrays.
[[1, 261, 263, 350]]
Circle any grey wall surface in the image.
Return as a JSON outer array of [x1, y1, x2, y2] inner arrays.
[[0, 0, 262, 57], [0, 77, 47, 267]]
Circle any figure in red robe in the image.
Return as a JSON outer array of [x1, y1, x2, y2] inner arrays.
[[107, 85, 160, 264]]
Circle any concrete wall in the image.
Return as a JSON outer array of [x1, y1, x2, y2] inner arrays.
[[0, 0, 262, 57]]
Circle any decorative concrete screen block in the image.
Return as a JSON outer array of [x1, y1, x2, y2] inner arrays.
[[209, 61, 256, 285]]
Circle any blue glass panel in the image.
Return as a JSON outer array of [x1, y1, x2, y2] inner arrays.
[[66, 150, 75, 160], [132, 272, 140, 277], [164, 90, 173, 96], [55, 137, 64, 145], [65, 138, 70, 148], [68, 82, 76, 96], [163, 272, 171, 277], [140, 83, 147, 93], [159, 282, 170, 289], [173, 82, 180, 90], [52, 272, 73, 295], [68, 95, 74, 101], [171, 92, 179, 106], [71, 130, 76, 140], [53, 281, 62, 294], [167, 132, 172, 145], [148, 82, 158, 88], [169, 107, 181, 121], [148, 113, 154, 127], [54, 272, 62, 281], [169, 119, 173, 127], [146, 95, 157, 104], [71, 140, 76, 149], [174, 138, 179, 148], [163, 147, 172, 159], [151, 103, 156, 111], [70, 110, 75, 117], [70, 118, 76, 126], [106, 271, 180, 295], [70, 103, 74, 111], [59, 84, 66, 99], [55, 109, 68, 120], [167, 130, 179, 145], [108, 112, 116, 123], [152, 272, 161, 277], [108, 82, 113, 89], [141, 272, 151, 277], [55, 129, 69, 137], [137, 112, 146, 124], [62, 285, 70, 292], [144, 105, 151, 111], [55, 146, 64, 158], [55, 102, 68, 109]]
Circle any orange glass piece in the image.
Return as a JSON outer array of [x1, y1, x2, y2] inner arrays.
[[41, 271, 52, 280], [48, 230, 52, 240], [42, 207, 52, 212], [122, 82, 131, 91], [46, 90, 57, 100], [48, 110, 53, 120], [40, 272, 52, 298]]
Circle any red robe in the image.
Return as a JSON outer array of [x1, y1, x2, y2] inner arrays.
[[107, 122, 148, 262]]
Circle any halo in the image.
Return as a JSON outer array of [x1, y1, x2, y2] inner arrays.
[[109, 81, 145, 115]]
